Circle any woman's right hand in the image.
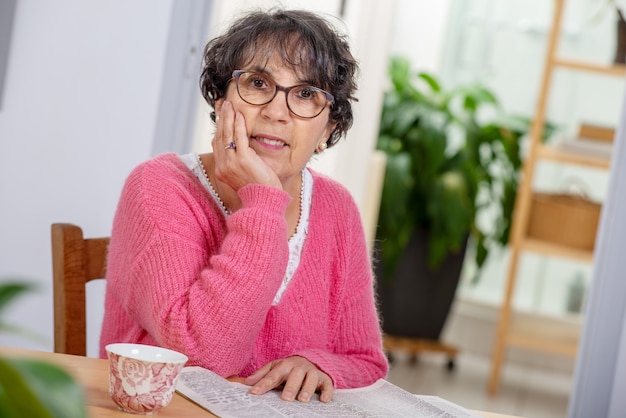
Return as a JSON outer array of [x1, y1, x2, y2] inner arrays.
[[212, 100, 282, 191]]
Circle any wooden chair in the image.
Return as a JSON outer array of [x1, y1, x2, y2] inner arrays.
[[51, 223, 109, 356]]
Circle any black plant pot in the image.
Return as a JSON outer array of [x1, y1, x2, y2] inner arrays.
[[375, 227, 467, 341]]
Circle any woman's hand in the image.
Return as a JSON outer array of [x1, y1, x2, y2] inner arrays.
[[245, 356, 334, 403], [213, 100, 282, 191]]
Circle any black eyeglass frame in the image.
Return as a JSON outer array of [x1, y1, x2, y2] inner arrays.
[[231, 70, 334, 119]]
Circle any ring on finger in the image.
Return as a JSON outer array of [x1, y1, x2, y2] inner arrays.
[[224, 142, 236, 150]]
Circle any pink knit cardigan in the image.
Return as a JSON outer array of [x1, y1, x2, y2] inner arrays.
[[99, 153, 388, 388]]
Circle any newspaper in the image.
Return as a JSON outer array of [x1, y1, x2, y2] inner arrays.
[[176, 366, 483, 417]]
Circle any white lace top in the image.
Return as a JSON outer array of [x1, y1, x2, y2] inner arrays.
[[180, 153, 312, 305]]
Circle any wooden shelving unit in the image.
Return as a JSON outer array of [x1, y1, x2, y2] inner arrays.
[[507, 314, 580, 356], [518, 238, 594, 262], [535, 143, 611, 169], [554, 58, 626, 76], [487, 0, 621, 395]]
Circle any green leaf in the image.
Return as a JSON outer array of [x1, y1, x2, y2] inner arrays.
[[0, 281, 47, 344], [0, 358, 87, 418], [426, 171, 473, 268], [0, 282, 36, 316], [389, 56, 412, 94], [416, 72, 441, 93]]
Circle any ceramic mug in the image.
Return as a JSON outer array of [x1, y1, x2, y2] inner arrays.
[[105, 343, 188, 415]]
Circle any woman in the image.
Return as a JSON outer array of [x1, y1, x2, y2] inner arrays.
[[99, 8, 388, 403]]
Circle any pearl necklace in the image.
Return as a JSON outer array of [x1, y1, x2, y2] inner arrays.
[[197, 154, 305, 230], [197, 155, 231, 216]]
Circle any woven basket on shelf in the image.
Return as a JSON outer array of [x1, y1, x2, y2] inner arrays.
[[527, 192, 602, 251]]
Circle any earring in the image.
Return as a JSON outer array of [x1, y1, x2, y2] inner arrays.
[[316, 142, 328, 153]]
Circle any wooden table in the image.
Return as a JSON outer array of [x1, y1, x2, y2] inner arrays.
[[0, 346, 213, 417], [0, 346, 519, 418]]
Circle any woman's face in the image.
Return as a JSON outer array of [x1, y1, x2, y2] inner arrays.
[[216, 55, 335, 186]]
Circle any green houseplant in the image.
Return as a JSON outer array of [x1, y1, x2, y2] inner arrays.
[[374, 56, 545, 340], [377, 56, 531, 278], [0, 280, 87, 418]]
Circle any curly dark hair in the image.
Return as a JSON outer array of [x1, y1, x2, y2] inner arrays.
[[199, 8, 359, 148]]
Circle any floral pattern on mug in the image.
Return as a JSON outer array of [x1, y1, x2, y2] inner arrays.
[[120, 358, 151, 396], [107, 351, 185, 415]]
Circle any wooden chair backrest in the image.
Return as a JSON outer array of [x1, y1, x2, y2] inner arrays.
[[51, 223, 109, 356]]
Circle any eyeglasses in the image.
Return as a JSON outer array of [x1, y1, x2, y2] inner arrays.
[[232, 70, 334, 119]]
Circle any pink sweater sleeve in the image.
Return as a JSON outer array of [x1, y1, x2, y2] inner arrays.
[[102, 155, 292, 376]]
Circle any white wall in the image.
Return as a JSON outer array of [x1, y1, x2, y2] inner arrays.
[[389, 0, 452, 75], [0, 1, 174, 353]]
